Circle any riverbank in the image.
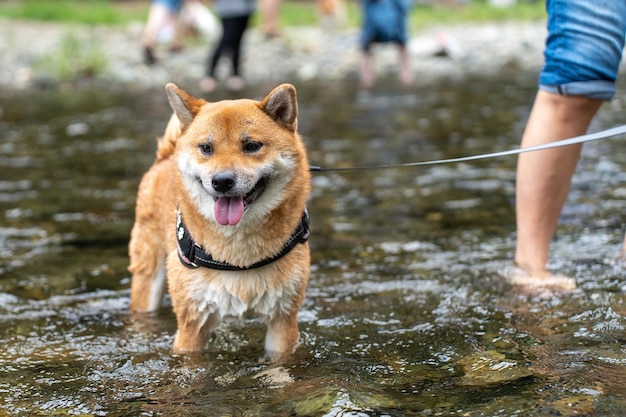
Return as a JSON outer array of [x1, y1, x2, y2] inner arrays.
[[1, 18, 550, 93]]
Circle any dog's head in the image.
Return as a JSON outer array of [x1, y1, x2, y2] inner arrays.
[[165, 83, 308, 227]]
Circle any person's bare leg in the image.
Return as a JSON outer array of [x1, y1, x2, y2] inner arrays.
[[169, 10, 186, 52], [515, 90, 603, 277], [398, 44, 412, 87], [142, 3, 169, 49], [259, 0, 281, 37], [360, 51, 375, 89]]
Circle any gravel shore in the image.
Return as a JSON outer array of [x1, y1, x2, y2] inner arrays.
[[0, 18, 551, 92]]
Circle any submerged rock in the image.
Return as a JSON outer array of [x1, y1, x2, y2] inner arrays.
[[291, 385, 398, 416], [457, 350, 534, 387]]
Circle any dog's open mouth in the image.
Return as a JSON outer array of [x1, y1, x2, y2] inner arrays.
[[214, 177, 268, 226]]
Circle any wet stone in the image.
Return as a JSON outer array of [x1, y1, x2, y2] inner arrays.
[[551, 394, 597, 416], [457, 350, 534, 387], [293, 386, 398, 416]]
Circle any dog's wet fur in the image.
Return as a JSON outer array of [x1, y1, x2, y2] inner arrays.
[[128, 83, 311, 360]]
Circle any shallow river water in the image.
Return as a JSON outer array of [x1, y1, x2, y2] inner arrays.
[[0, 74, 625, 416]]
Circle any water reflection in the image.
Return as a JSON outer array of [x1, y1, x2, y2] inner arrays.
[[0, 75, 624, 416]]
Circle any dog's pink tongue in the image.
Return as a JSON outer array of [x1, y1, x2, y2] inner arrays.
[[214, 196, 244, 226]]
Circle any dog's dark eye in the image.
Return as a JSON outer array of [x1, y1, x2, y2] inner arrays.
[[243, 141, 263, 154], [199, 143, 214, 156]]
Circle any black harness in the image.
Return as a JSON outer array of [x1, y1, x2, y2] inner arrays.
[[176, 209, 310, 271]]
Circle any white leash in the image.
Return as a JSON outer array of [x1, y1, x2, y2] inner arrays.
[[309, 124, 626, 172]]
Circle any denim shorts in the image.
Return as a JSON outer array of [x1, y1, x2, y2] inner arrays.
[[153, 0, 184, 13], [360, 0, 410, 51], [539, 0, 626, 100]]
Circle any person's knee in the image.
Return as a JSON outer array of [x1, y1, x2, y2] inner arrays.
[[539, 91, 603, 123]]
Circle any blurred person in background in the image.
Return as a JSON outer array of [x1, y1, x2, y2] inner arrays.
[[142, 0, 186, 65], [359, 0, 412, 89], [200, 0, 256, 93]]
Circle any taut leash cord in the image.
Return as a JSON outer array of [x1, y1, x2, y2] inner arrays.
[[309, 124, 626, 173]]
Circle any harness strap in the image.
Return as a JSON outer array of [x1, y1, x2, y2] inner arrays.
[[176, 209, 310, 271]]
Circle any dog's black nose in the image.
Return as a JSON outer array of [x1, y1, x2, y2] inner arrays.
[[212, 173, 236, 193]]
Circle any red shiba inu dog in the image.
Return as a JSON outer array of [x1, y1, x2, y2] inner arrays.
[[128, 83, 311, 360]]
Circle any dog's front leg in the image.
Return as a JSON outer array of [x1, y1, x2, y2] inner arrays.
[[172, 310, 220, 353], [264, 311, 300, 361]]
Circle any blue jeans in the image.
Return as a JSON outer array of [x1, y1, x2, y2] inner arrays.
[[153, 0, 184, 13], [539, 0, 626, 100]]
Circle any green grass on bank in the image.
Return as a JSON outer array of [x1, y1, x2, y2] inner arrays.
[[0, 0, 546, 28], [0, 0, 146, 25], [410, 2, 546, 29]]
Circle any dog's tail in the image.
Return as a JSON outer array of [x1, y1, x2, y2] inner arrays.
[[156, 114, 181, 161]]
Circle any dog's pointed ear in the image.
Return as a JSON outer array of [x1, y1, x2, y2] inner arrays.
[[259, 84, 298, 132], [165, 83, 206, 128]]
